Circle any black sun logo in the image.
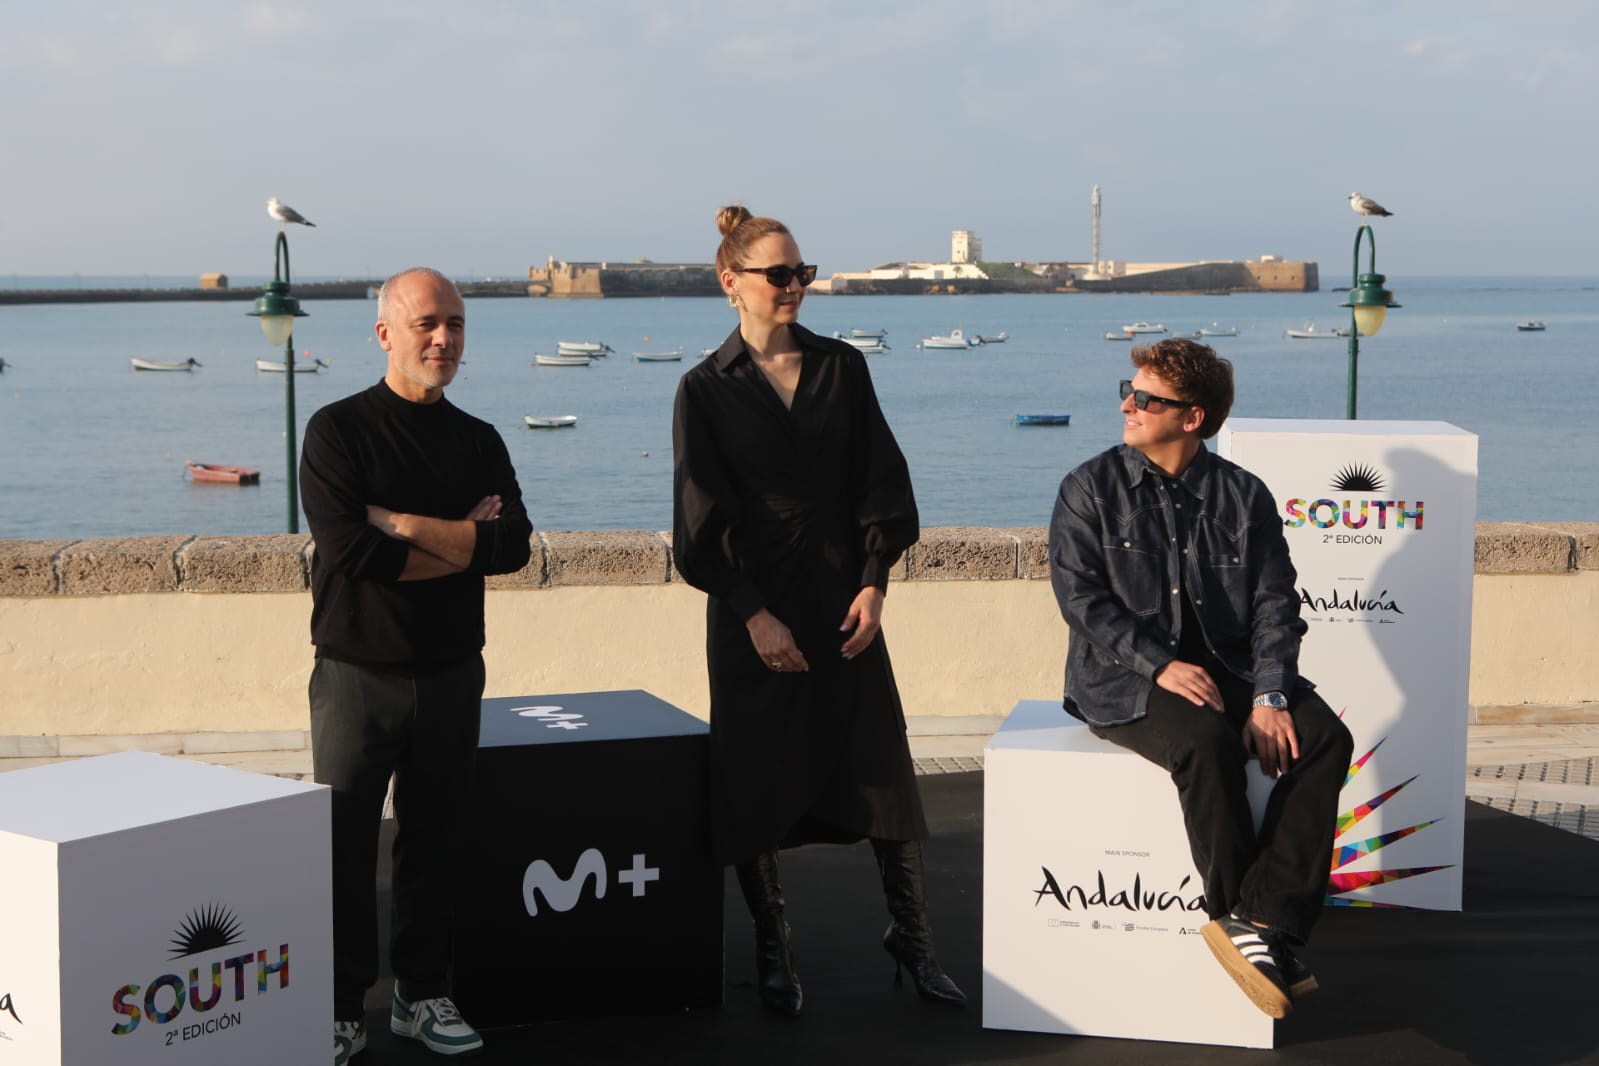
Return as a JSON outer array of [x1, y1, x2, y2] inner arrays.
[[169, 904, 245, 958], [1331, 463, 1385, 493]]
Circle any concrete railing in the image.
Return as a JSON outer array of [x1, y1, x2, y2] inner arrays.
[[2, 523, 1597, 768]]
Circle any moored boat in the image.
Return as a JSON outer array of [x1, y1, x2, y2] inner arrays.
[[1015, 413, 1071, 426], [973, 331, 1009, 344], [132, 357, 202, 371], [1284, 322, 1349, 339], [186, 461, 259, 484], [634, 348, 685, 362], [557, 340, 612, 356], [1104, 331, 1132, 341], [1516, 321, 1548, 332], [1197, 324, 1239, 337], [834, 333, 891, 352], [256, 358, 328, 373], [849, 328, 887, 339], [1122, 322, 1167, 335], [919, 328, 973, 349], [534, 353, 591, 367], [524, 415, 578, 429]]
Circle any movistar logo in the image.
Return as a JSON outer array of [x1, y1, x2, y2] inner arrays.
[[522, 849, 660, 917]]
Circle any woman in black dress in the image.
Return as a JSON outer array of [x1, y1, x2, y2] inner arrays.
[[671, 205, 964, 1015]]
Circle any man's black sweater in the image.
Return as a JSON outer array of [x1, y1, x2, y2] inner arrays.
[[300, 380, 533, 673]]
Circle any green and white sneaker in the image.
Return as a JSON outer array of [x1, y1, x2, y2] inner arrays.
[[333, 1019, 366, 1064], [390, 991, 484, 1057]]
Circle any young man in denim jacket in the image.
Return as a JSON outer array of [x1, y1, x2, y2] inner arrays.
[[1048, 338, 1352, 1018]]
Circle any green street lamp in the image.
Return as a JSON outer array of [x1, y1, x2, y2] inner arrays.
[[1338, 225, 1400, 419], [247, 232, 309, 532]]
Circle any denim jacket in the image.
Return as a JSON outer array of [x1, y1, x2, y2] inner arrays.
[[1048, 443, 1310, 727]]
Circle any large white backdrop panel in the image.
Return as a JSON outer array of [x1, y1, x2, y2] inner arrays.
[[1219, 419, 1478, 911]]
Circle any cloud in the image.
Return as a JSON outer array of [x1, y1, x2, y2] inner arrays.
[[245, 3, 311, 41]]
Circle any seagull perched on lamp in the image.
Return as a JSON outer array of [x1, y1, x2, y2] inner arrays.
[[1349, 192, 1392, 219], [266, 197, 316, 229]]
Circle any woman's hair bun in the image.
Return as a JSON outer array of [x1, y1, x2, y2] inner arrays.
[[716, 204, 753, 237]]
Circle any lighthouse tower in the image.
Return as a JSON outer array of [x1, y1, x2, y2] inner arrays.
[[1091, 185, 1102, 268]]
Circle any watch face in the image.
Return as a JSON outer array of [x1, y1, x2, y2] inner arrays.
[[1257, 693, 1288, 710]]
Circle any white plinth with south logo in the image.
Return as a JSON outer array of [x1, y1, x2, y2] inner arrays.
[[983, 700, 1277, 1048], [452, 689, 722, 1026], [1220, 419, 1477, 910], [0, 751, 330, 1064]]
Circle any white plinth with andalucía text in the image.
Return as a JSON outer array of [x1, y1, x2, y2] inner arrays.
[[983, 700, 1276, 1048]]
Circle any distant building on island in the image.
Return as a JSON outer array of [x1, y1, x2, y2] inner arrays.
[[527, 209, 1317, 298], [528, 257, 720, 298], [199, 273, 228, 290], [950, 229, 982, 264]]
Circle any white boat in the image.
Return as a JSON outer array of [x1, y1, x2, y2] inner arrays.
[[835, 333, 891, 352], [973, 331, 1008, 344], [534, 353, 591, 367], [919, 328, 973, 350], [1197, 324, 1239, 337], [633, 349, 684, 362], [557, 340, 612, 356], [1516, 321, 1548, 332], [256, 358, 327, 373], [1104, 331, 1132, 341], [131, 357, 202, 371], [849, 328, 887, 339], [699, 348, 718, 359], [524, 415, 578, 429], [1284, 322, 1349, 339], [851, 341, 889, 354], [1122, 322, 1167, 335]]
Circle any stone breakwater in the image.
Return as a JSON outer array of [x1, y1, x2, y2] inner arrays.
[[2, 523, 1596, 597]]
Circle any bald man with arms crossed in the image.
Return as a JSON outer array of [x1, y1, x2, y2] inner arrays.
[[301, 267, 532, 1063]]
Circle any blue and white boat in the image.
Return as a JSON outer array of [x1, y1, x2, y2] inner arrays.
[[1015, 413, 1071, 426]]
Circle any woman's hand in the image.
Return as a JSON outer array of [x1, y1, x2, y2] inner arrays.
[[839, 586, 885, 660], [748, 609, 808, 673]]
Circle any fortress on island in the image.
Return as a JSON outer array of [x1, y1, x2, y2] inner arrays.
[[527, 187, 1316, 298]]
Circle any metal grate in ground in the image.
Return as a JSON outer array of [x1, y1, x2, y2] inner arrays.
[[913, 754, 985, 776], [1468, 758, 1599, 842]]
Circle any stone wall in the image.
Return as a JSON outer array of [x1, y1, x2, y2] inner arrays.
[[2, 524, 1596, 759]]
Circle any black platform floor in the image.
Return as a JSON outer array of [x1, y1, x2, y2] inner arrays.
[[361, 773, 1599, 1065]]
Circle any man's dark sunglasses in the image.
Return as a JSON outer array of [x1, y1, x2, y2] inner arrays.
[[1120, 379, 1193, 411], [738, 263, 818, 288]]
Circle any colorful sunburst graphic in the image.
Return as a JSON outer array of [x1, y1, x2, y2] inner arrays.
[[1325, 715, 1451, 908], [169, 903, 245, 958]]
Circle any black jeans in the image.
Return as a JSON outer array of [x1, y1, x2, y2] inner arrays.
[[310, 654, 485, 1020], [1090, 674, 1352, 943]]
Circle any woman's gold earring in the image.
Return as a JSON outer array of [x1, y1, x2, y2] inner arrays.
[[728, 290, 742, 309]]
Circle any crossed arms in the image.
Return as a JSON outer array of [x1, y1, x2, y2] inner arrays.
[[366, 495, 504, 580]]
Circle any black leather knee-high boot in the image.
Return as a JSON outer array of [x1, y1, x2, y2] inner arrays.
[[871, 838, 967, 1006], [733, 851, 803, 1016]]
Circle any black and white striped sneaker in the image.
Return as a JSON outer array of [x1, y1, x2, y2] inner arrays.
[[1201, 916, 1294, 1018], [1267, 932, 1319, 1000]]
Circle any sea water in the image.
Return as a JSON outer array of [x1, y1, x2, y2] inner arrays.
[[1, 278, 1594, 539]]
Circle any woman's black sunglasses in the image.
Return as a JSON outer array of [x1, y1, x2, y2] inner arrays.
[[738, 263, 818, 288], [1120, 380, 1193, 411]]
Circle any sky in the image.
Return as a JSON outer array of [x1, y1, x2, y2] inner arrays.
[[4, 1, 1595, 279]]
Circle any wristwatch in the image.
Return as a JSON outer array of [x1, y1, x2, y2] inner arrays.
[[1252, 691, 1289, 710]]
